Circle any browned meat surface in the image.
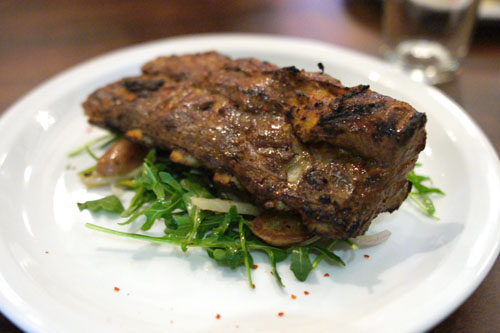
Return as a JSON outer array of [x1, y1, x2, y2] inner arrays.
[[83, 52, 426, 239]]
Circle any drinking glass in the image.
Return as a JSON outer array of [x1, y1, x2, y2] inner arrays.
[[382, 0, 480, 84]]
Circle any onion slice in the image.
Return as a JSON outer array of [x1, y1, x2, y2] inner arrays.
[[79, 168, 139, 187], [190, 197, 261, 216], [350, 230, 391, 248]]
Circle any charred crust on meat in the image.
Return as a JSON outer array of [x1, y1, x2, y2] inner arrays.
[[305, 169, 328, 189], [324, 100, 385, 122], [241, 87, 268, 99], [285, 107, 295, 120], [320, 87, 385, 125], [373, 115, 398, 140], [319, 86, 386, 125], [124, 79, 165, 93], [283, 66, 301, 75], [343, 85, 369, 99], [398, 112, 427, 144], [137, 91, 150, 98], [345, 218, 362, 235], [301, 202, 351, 235], [319, 194, 331, 204], [372, 111, 426, 145], [301, 201, 317, 220], [172, 72, 188, 82], [223, 65, 242, 72], [407, 180, 413, 193], [366, 173, 382, 185], [161, 117, 177, 130], [296, 91, 308, 98]]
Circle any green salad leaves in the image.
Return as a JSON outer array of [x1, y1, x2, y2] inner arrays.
[[74, 139, 444, 287], [77, 195, 124, 214], [407, 164, 445, 218], [80, 150, 346, 287]]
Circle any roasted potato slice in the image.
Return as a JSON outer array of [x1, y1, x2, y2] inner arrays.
[[250, 211, 313, 247]]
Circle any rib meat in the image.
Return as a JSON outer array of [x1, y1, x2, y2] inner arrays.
[[83, 52, 426, 239]]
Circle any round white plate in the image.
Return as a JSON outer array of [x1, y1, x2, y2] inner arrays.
[[1, 34, 499, 333]]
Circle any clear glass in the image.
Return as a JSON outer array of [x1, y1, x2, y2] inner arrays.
[[382, 0, 479, 84]]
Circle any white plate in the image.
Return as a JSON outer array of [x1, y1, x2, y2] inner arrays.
[[1, 34, 499, 333]]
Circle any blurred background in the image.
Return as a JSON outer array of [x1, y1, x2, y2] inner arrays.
[[0, 0, 499, 331]]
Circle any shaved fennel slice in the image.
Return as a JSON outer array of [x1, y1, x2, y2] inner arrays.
[[350, 230, 391, 248], [190, 197, 261, 216]]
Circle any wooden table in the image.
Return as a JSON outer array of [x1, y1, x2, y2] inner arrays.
[[1, 0, 498, 331]]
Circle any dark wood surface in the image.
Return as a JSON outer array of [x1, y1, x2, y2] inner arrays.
[[0, 0, 499, 331]]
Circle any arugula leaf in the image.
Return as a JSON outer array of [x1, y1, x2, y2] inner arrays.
[[213, 206, 238, 235], [120, 187, 154, 218], [68, 134, 115, 157], [78, 195, 124, 214], [140, 196, 183, 231], [98, 133, 123, 149], [164, 215, 193, 237], [408, 168, 445, 218], [290, 247, 313, 282], [142, 162, 168, 200], [263, 248, 286, 287], [159, 171, 184, 193], [311, 245, 345, 267], [180, 178, 213, 198], [239, 218, 254, 288], [183, 194, 204, 251], [85, 145, 99, 161], [209, 247, 246, 269]]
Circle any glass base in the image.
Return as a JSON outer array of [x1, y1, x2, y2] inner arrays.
[[384, 40, 460, 85]]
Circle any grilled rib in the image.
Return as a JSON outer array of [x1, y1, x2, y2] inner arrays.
[[83, 51, 426, 239]]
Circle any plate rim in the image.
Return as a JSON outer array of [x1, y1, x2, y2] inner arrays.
[[1, 33, 499, 332]]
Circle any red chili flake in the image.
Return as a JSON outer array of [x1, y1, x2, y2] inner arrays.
[[364, 254, 370, 258], [252, 284, 256, 289], [216, 314, 221, 319], [324, 273, 330, 277], [291, 294, 297, 300], [252, 264, 259, 269], [278, 312, 284, 317], [126, 94, 136, 101], [304, 291, 310, 295], [44, 250, 49, 254], [114, 287, 120, 292], [270, 272, 274, 275]]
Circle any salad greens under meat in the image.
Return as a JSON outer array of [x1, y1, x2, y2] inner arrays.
[[72, 134, 444, 287]]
